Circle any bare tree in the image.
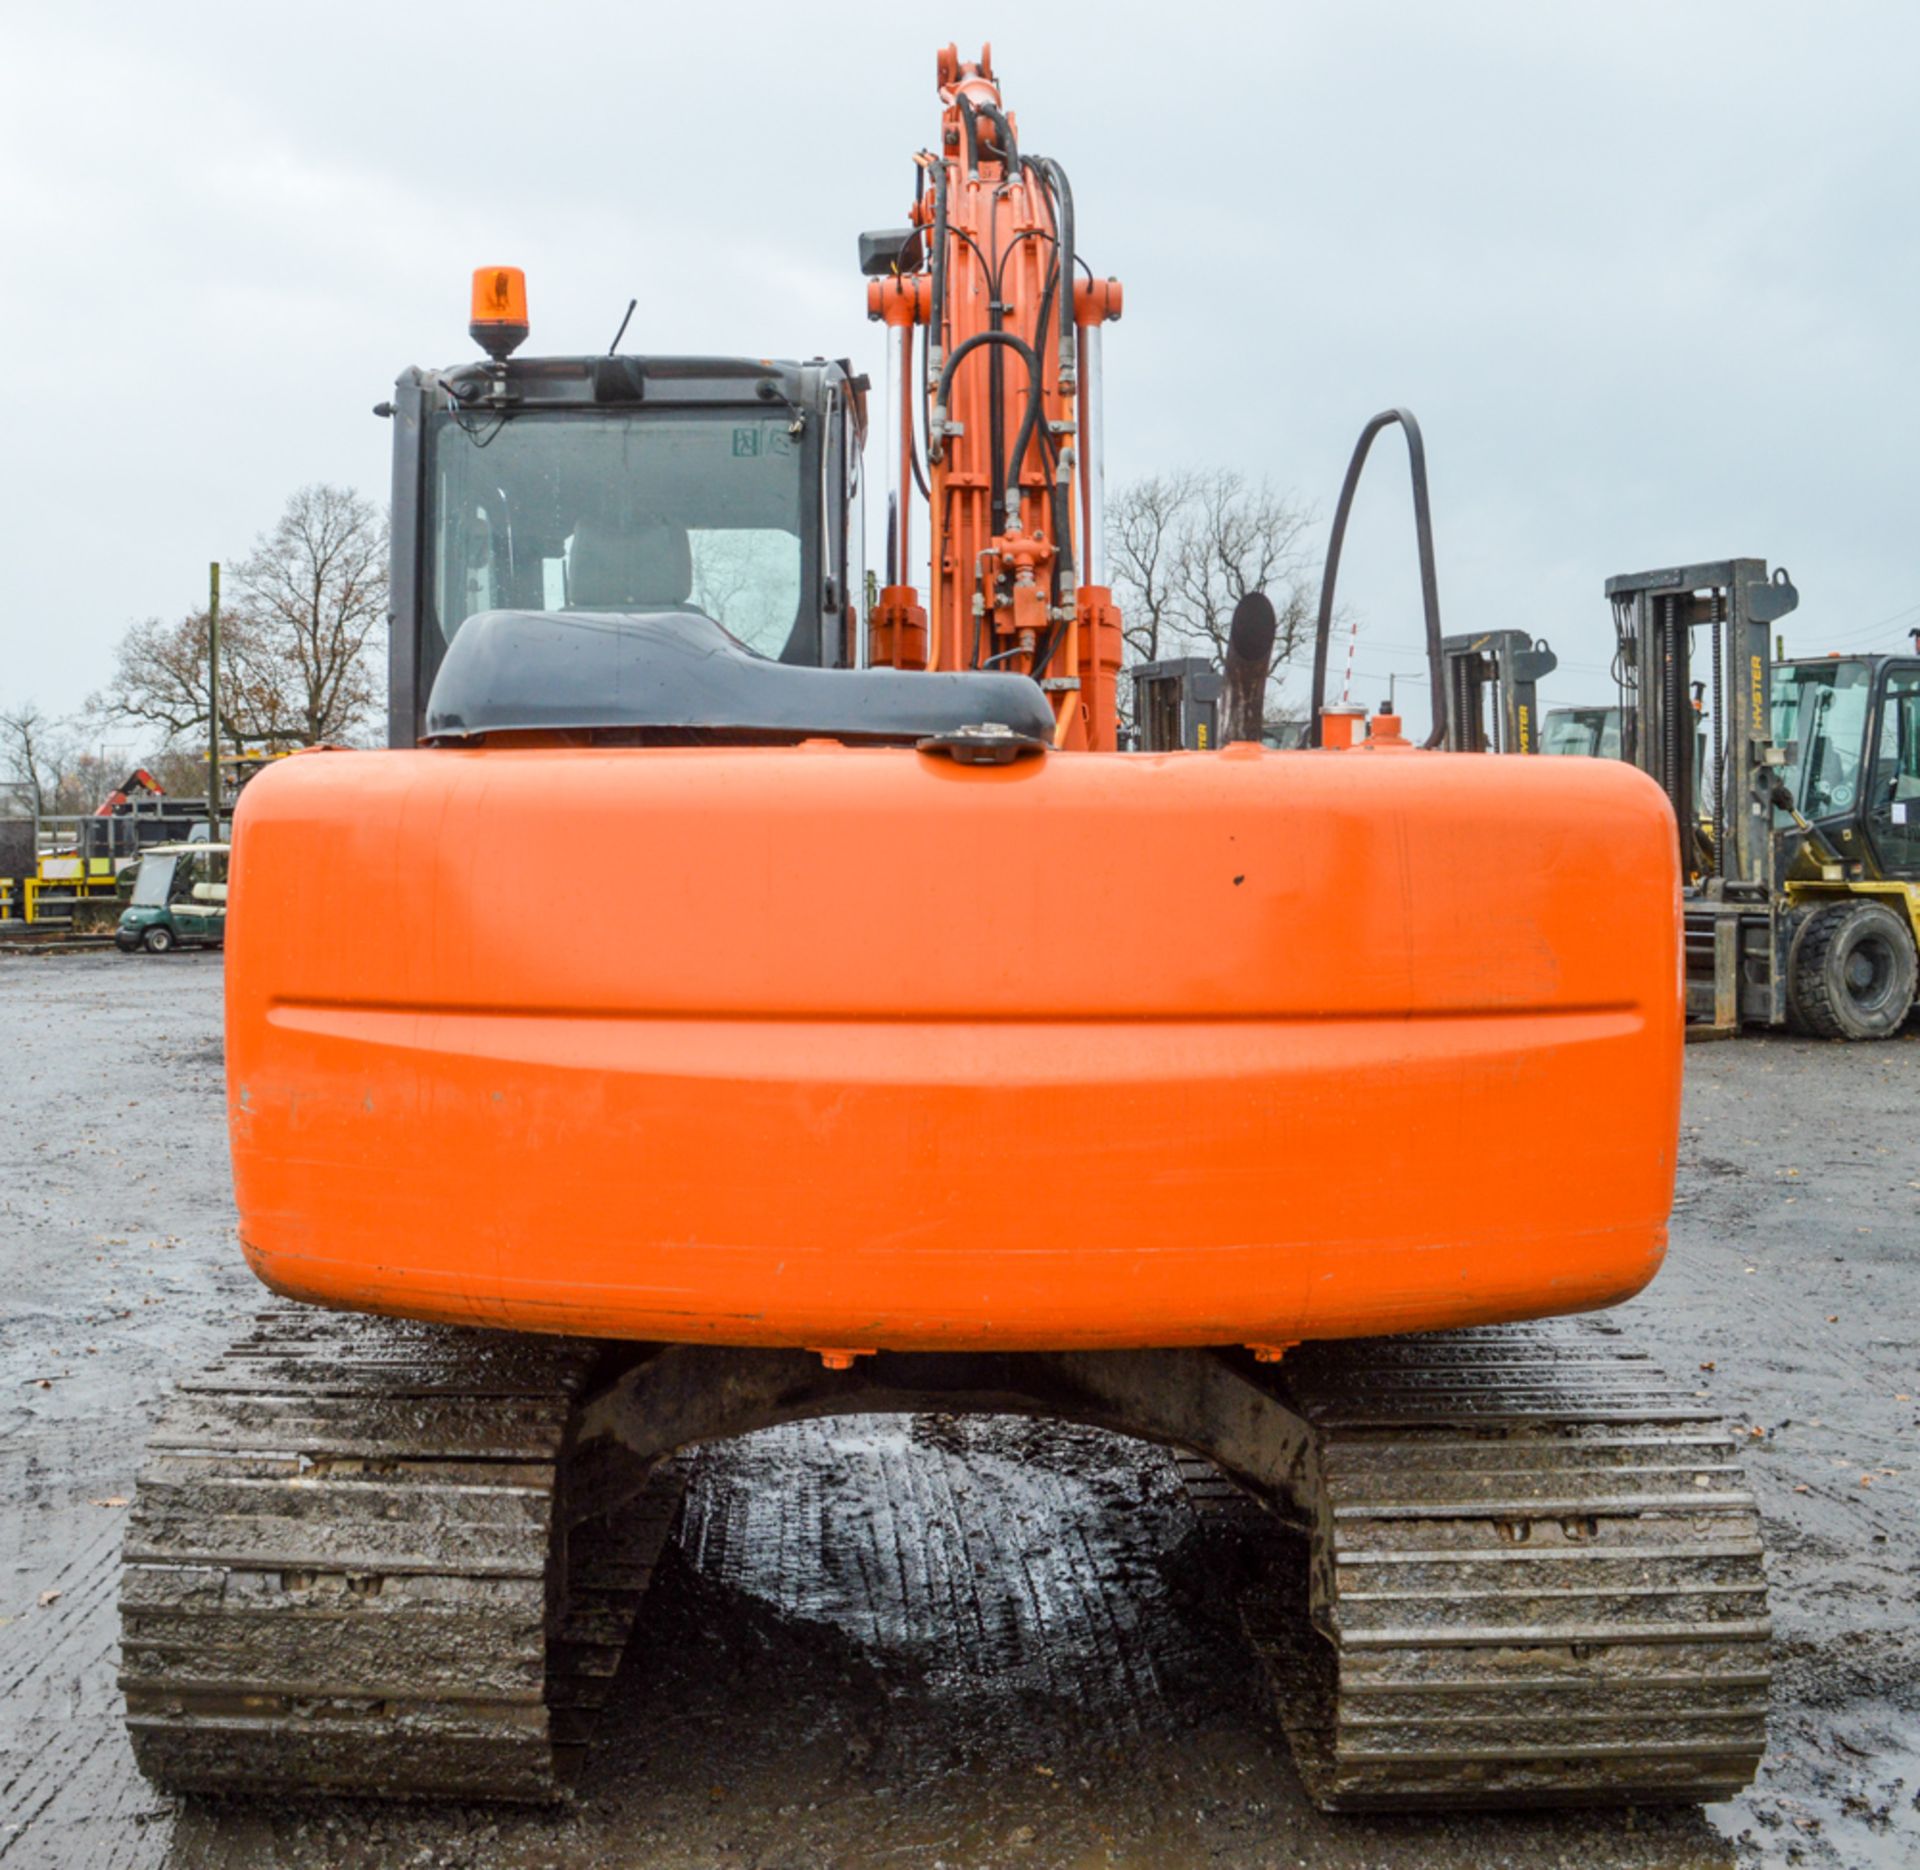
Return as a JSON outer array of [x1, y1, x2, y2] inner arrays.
[[1109, 473, 1190, 667], [232, 485, 389, 745], [96, 609, 256, 749], [0, 704, 78, 818], [0, 708, 136, 817], [1, 703, 184, 819], [1108, 470, 1317, 732], [145, 747, 213, 797], [51, 747, 130, 818], [94, 485, 389, 756]]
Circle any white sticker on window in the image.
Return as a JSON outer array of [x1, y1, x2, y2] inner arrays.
[[1895, 802, 1910, 824]]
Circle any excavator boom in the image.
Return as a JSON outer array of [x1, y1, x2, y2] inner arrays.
[[865, 43, 1123, 749]]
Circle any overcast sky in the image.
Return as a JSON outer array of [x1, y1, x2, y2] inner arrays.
[[5, 1, 1916, 744]]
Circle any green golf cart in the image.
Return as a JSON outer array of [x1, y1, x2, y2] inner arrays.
[[115, 842, 230, 954]]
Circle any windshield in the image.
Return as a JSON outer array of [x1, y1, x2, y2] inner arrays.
[[130, 855, 178, 908], [1543, 707, 1622, 758], [1772, 661, 1873, 820], [428, 409, 804, 658]]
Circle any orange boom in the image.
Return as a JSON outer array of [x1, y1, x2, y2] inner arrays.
[[866, 45, 1123, 751], [122, 42, 1770, 1822]]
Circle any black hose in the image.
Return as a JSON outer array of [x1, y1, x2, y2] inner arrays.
[[987, 192, 1006, 537], [928, 155, 949, 353], [980, 102, 1018, 172], [1037, 157, 1075, 374], [1308, 408, 1449, 749], [920, 153, 952, 507], [1010, 160, 1073, 603], [1002, 284, 1053, 531], [992, 224, 1056, 293], [933, 330, 1042, 665], [933, 331, 1043, 444], [1031, 159, 1078, 632], [1034, 167, 1076, 597], [1004, 182, 1060, 535], [909, 336, 931, 501], [1029, 273, 1064, 572], [923, 161, 992, 473], [956, 95, 981, 176]]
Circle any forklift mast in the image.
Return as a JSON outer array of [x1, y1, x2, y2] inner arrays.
[[1604, 559, 1798, 889], [1605, 559, 1800, 1033], [1439, 630, 1556, 753], [1130, 657, 1222, 750]]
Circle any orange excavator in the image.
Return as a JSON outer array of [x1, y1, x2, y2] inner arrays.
[[121, 45, 1770, 1814]]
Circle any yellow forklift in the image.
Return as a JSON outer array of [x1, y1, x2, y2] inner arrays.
[[1608, 558, 1920, 1039]]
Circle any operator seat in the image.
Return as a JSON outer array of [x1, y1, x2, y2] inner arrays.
[[568, 516, 694, 610]]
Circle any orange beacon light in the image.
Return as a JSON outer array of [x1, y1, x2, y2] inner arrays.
[[469, 265, 529, 359]]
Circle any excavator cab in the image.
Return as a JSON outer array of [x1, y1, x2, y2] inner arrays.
[[386, 351, 868, 747]]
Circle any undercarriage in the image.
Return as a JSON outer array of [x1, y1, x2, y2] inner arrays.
[[122, 1307, 1769, 1811]]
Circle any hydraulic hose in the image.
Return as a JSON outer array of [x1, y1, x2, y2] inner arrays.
[[1003, 184, 1060, 546], [1037, 157, 1076, 375], [988, 191, 1006, 538], [956, 95, 980, 176], [981, 101, 1019, 172], [932, 332, 1044, 450], [1308, 408, 1449, 749], [1010, 158, 1074, 610], [1037, 156, 1079, 619], [928, 154, 949, 356], [1004, 276, 1055, 532]]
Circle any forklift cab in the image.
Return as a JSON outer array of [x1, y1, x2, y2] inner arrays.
[[116, 843, 230, 954], [1542, 705, 1623, 759], [1772, 657, 1920, 880]]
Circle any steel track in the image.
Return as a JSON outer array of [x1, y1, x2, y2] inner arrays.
[[120, 1307, 686, 1802], [1202, 1323, 1771, 1810], [123, 1309, 1769, 1811]]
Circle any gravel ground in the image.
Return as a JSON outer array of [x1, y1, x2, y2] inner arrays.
[[0, 954, 1914, 1870]]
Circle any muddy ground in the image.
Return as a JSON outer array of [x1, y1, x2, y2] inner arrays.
[[1, 954, 1914, 1870]]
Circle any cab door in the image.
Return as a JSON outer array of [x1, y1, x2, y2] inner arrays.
[[1865, 663, 1920, 877]]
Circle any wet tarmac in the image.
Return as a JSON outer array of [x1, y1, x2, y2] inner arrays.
[[1, 954, 1915, 1869]]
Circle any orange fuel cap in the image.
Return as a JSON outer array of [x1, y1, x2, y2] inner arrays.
[[470, 266, 529, 360]]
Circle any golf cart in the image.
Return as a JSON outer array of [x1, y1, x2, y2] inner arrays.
[[116, 842, 230, 953]]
